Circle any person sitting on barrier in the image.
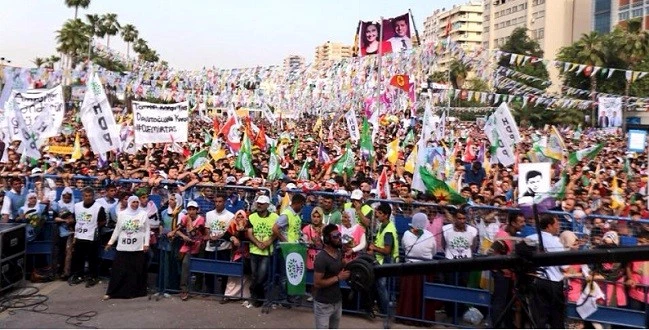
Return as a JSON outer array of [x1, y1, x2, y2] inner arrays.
[[70, 187, 107, 288], [313, 223, 350, 329], [223, 210, 252, 303], [591, 230, 628, 308], [1, 177, 27, 223], [174, 201, 206, 301], [246, 195, 278, 308], [205, 192, 234, 297], [367, 202, 399, 317], [338, 209, 366, 264], [103, 195, 150, 301]]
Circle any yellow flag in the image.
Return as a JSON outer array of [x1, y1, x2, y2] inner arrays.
[[404, 144, 417, 173], [611, 176, 625, 209], [71, 132, 82, 161], [313, 117, 323, 133], [280, 192, 291, 213], [386, 139, 400, 164]]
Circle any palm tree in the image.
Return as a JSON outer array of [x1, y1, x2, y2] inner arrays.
[[56, 19, 90, 68], [141, 49, 159, 63], [449, 59, 471, 89], [85, 14, 101, 57], [616, 18, 649, 130], [120, 24, 138, 59], [46, 55, 61, 69], [32, 57, 46, 68], [571, 32, 606, 127], [64, 0, 91, 20], [133, 38, 149, 55], [100, 13, 120, 48]]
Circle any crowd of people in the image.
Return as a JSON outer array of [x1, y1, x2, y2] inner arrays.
[[2, 98, 649, 328]]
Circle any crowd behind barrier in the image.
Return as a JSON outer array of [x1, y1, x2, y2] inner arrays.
[[6, 174, 649, 328]]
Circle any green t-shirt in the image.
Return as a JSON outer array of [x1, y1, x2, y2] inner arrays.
[[323, 209, 342, 225]]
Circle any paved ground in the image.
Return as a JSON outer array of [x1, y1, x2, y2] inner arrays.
[[0, 280, 429, 329]]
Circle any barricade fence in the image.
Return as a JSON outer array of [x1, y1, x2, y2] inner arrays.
[[6, 175, 649, 328]]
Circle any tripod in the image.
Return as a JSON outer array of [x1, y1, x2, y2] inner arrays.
[[492, 271, 537, 329]]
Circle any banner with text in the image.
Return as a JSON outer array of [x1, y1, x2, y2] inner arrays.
[[132, 101, 189, 144], [4, 85, 64, 141], [80, 73, 121, 156]]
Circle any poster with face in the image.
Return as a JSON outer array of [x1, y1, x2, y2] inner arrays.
[[517, 162, 551, 206], [598, 97, 622, 128], [357, 13, 411, 56]]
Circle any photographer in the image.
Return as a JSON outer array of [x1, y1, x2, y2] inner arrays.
[[524, 214, 567, 328]]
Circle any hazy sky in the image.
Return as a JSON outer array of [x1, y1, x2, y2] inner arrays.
[[1, 0, 467, 69]]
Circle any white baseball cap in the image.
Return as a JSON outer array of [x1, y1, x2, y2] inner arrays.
[[187, 201, 199, 209], [256, 195, 270, 204], [286, 183, 298, 190], [350, 189, 363, 200]]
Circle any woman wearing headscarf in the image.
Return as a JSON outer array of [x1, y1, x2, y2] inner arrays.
[[18, 192, 45, 242], [160, 193, 185, 291], [223, 210, 252, 303], [396, 212, 438, 325], [338, 209, 366, 264], [303, 207, 325, 270], [103, 196, 150, 300]]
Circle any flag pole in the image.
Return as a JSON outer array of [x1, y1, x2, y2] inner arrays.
[[408, 9, 421, 48]]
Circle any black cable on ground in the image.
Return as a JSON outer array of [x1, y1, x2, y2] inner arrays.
[[0, 284, 99, 329]]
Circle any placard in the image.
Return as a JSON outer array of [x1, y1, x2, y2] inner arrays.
[[132, 101, 189, 144]]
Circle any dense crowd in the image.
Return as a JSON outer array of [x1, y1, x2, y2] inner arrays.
[[2, 101, 649, 328]]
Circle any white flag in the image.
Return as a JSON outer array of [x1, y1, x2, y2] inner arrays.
[[80, 73, 120, 156], [344, 109, 360, 142]]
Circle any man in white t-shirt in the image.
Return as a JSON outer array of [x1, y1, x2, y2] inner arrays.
[[204, 193, 234, 296], [387, 17, 412, 53]]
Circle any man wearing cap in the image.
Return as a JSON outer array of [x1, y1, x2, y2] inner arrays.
[[1, 177, 27, 223], [70, 187, 107, 288], [344, 189, 373, 230], [272, 193, 306, 303], [246, 195, 279, 307], [204, 193, 234, 296]]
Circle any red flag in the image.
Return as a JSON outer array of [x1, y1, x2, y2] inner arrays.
[[444, 19, 452, 37], [219, 115, 241, 152], [212, 116, 220, 133], [254, 125, 267, 151], [377, 166, 390, 199], [389, 74, 410, 92], [462, 137, 476, 163]]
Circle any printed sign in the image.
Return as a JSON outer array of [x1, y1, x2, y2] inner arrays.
[[132, 101, 189, 144]]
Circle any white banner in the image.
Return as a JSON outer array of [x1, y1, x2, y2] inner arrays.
[[132, 101, 189, 144], [493, 102, 521, 147], [12, 101, 43, 159], [4, 85, 64, 141], [262, 104, 276, 124], [344, 109, 360, 142], [484, 114, 515, 167], [80, 73, 120, 156]]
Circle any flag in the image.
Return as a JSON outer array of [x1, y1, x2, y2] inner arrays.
[[313, 117, 323, 133], [332, 143, 355, 177], [297, 161, 310, 181], [360, 118, 374, 161], [462, 137, 476, 163], [71, 132, 82, 161], [317, 142, 331, 164], [268, 145, 283, 181], [235, 133, 255, 176], [611, 176, 625, 209], [280, 242, 307, 295], [567, 144, 604, 167], [186, 149, 208, 169], [386, 138, 400, 164], [419, 166, 467, 205], [404, 144, 417, 173], [220, 115, 241, 152], [544, 126, 566, 160], [291, 139, 299, 158], [401, 129, 415, 147], [376, 166, 390, 199], [389, 74, 410, 92], [280, 191, 291, 213], [209, 135, 226, 162], [254, 125, 267, 151]]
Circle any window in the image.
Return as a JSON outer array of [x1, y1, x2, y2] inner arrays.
[[512, 6, 518, 13], [537, 28, 544, 39], [619, 11, 630, 20], [632, 8, 642, 17], [506, 20, 511, 27], [594, 13, 611, 33], [518, 4, 525, 11], [506, 8, 511, 14]]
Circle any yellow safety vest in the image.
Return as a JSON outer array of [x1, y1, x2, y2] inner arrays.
[[374, 221, 399, 265], [248, 212, 279, 256], [343, 202, 372, 226], [281, 207, 302, 243]]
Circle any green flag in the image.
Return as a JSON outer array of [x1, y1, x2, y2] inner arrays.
[[567, 143, 604, 167], [235, 133, 255, 176], [186, 149, 208, 169], [333, 143, 355, 177], [280, 242, 307, 295], [419, 166, 467, 205], [360, 118, 374, 162], [267, 145, 283, 181], [291, 139, 300, 158], [297, 161, 310, 181]]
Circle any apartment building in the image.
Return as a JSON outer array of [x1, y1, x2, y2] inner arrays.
[[314, 41, 353, 65], [283, 55, 305, 74], [594, 0, 649, 33], [422, 1, 484, 71]]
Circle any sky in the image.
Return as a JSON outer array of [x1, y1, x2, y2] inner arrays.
[[0, 0, 468, 70]]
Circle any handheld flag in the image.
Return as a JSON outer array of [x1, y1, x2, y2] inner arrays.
[[389, 74, 410, 92], [419, 166, 467, 205]]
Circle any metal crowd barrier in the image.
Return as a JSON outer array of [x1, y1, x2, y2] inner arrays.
[[12, 174, 649, 328]]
